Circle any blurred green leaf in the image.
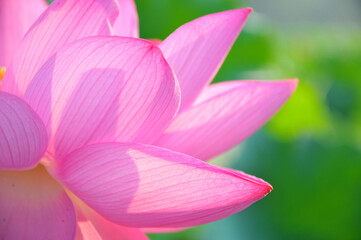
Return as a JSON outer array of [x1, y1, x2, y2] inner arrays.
[[267, 81, 331, 140]]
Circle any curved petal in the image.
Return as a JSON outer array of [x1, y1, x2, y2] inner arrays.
[[0, 92, 47, 170], [155, 79, 298, 160], [159, 8, 251, 110], [2, 0, 120, 97], [113, 0, 139, 37], [0, 0, 47, 67], [54, 143, 272, 228], [0, 165, 76, 239], [74, 197, 149, 240], [24, 37, 180, 159]]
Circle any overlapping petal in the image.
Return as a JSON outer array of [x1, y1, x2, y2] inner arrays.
[[2, 0, 119, 97], [0, 92, 48, 170], [113, 0, 139, 37], [55, 143, 272, 228], [0, 165, 76, 239], [0, 0, 47, 66], [155, 79, 298, 160], [24, 36, 180, 159], [74, 199, 149, 240], [159, 8, 251, 110]]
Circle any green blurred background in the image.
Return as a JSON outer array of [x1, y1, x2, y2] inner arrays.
[[133, 0, 361, 239]]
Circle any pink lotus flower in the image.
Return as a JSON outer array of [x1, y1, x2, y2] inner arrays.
[[0, 0, 297, 239]]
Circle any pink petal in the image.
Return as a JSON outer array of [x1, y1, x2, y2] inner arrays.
[[0, 0, 47, 67], [2, 0, 119, 97], [0, 92, 47, 170], [155, 79, 298, 161], [74, 198, 149, 240], [54, 143, 272, 228], [113, 0, 139, 37], [0, 165, 76, 239], [159, 8, 251, 110], [24, 37, 179, 159]]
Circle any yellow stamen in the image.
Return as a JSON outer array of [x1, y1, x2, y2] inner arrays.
[[0, 67, 6, 89]]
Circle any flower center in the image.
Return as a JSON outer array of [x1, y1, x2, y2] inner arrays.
[[0, 164, 64, 203], [0, 67, 6, 89]]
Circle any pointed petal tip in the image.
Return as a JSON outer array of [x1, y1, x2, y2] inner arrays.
[[264, 182, 273, 194], [159, 7, 253, 110], [286, 77, 299, 86], [239, 7, 253, 14], [227, 168, 273, 196], [254, 180, 273, 199], [284, 78, 299, 95], [227, 7, 253, 18], [251, 179, 273, 198], [270, 78, 299, 96]]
